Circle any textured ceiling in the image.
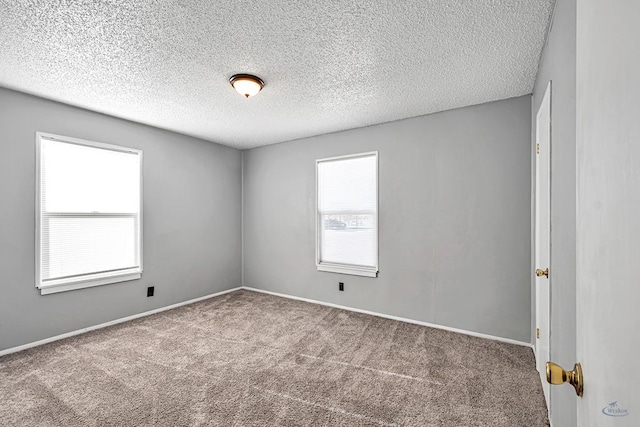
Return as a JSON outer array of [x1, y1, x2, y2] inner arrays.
[[0, 1, 553, 149]]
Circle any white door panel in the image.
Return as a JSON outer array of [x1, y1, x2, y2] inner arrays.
[[534, 82, 551, 410], [576, 1, 640, 425], [535, 81, 552, 412]]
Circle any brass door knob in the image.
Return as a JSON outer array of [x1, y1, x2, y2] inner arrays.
[[546, 361, 584, 397], [536, 268, 549, 278]]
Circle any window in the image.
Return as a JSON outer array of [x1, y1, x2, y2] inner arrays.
[[316, 152, 378, 277], [36, 132, 142, 294]]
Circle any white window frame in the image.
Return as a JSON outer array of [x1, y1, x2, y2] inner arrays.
[[316, 151, 378, 278], [35, 132, 143, 295]]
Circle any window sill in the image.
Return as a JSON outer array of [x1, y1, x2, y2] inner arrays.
[[316, 263, 377, 278], [38, 271, 141, 295]]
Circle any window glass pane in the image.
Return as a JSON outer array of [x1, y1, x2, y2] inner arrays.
[[317, 153, 377, 270], [38, 135, 142, 288], [320, 214, 376, 266], [42, 216, 138, 281], [318, 155, 377, 213], [42, 139, 140, 213]]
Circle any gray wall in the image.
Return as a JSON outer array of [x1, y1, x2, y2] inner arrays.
[[243, 96, 532, 342], [531, 0, 577, 425], [0, 88, 242, 352]]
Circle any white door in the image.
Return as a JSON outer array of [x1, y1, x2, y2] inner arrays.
[[535, 81, 551, 410], [576, 1, 640, 425]]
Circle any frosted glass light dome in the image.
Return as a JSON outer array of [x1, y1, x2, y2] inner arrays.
[[229, 74, 264, 98]]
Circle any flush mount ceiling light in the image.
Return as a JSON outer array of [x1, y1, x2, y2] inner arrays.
[[229, 74, 264, 98]]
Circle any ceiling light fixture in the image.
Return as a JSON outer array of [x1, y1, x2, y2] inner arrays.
[[229, 74, 264, 98]]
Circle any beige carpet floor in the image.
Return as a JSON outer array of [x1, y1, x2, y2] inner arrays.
[[0, 289, 549, 426]]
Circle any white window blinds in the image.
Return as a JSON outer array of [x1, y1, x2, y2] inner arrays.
[[316, 152, 378, 277], [37, 133, 142, 294]]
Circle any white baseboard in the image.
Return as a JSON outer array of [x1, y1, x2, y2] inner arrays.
[[0, 287, 242, 357], [242, 286, 534, 349]]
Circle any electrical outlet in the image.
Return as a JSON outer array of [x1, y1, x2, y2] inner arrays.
[[339, 282, 344, 291], [147, 286, 154, 297]]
